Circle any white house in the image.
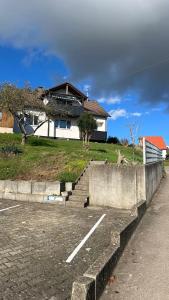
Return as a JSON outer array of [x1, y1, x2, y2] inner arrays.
[[14, 82, 110, 142]]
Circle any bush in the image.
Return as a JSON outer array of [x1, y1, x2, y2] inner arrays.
[[107, 136, 121, 144], [0, 145, 23, 157], [120, 138, 129, 147], [58, 172, 78, 183], [166, 153, 169, 160]]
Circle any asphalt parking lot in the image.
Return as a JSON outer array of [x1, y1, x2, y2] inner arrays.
[[0, 199, 132, 300]]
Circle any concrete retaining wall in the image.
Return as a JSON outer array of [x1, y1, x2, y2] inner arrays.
[[71, 201, 147, 300], [89, 162, 163, 209], [0, 180, 65, 203], [145, 162, 163, 204]]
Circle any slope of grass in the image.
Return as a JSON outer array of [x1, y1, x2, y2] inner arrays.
[[0, 133, 143, 182]]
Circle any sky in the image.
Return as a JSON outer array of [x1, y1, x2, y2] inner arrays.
[[0, 0, 169, 144]]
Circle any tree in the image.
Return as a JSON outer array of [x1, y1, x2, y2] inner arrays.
[[127, 122, 140, 161], [0, 83, 49, 145], [77, 112, 97, 146]]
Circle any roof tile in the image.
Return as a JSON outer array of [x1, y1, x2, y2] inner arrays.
[[84, 100, 110, 118], [144, 136, 167, 150]]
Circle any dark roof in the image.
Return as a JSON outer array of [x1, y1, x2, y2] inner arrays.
[[84, 100, 110, 118], [43, 82, 110, 118], [46, 82, 87, 100]]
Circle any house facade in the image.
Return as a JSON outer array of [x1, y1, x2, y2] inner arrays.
[[139, 136, 167, 159], [2, 83, 109, 142]]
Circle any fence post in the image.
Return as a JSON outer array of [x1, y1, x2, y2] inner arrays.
[[143, 137, 146, 165]]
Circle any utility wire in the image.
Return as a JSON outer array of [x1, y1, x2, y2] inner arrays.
[[129, 55, 169, 77]]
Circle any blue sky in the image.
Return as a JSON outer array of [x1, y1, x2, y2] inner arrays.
[[0, 45, 168, 144], [0, 0, 169, 144]]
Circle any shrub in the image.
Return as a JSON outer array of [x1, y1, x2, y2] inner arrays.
[[107, 136, 120, 144], [166, 153, 169, 160], [120, 138, 129, 147], [0, 145, 23, 157], [58, 172, 78, 183]]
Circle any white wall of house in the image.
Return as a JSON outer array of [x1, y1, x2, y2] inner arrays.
[[34, 121, 49, 137], [54, 119, 80, 139], [13, 110, 107, 140], [162, 149, 167, 159], [34, 117, 80, 139]]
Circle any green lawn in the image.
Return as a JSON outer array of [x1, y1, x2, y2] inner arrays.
[[0, 134, 143, 182]]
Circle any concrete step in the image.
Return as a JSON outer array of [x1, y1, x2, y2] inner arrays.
[[75, 184, 88, 191], [69, 195, 88, 202], [78, 178, 89, 184], [66, 201, 86, 208], [72, 189, 88, 196]]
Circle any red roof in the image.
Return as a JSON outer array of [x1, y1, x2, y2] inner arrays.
[[144, 136, 167, 150]]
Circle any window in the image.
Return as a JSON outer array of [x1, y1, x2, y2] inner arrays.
[[34, 115, 39, 126], [27, 114, 39, 126], [60, 120, 67, 129], [55, 120, 71, 129], [0, 112, 2, 121]]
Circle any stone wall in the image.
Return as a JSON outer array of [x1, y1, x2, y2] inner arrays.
[[89, 162, 163, 209], [0, 180, 65, 203]]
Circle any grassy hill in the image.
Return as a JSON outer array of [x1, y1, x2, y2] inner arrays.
[[0, 134, 143, 182]]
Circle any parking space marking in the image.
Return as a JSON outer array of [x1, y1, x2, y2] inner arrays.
[[66, 214, 106, 263], [0, 204, 20, 213]]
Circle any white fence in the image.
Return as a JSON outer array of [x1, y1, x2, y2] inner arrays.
[[143, 138, 163, 165]]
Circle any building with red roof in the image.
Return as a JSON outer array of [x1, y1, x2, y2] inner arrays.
[[139, 136, 167, 159]]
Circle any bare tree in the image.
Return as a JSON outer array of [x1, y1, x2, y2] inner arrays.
[[0, 83, 49, 144], [127, 122, 140, 161]]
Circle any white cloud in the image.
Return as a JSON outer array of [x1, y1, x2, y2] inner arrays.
[[109, 109, 127, 120], [131, 112, 142, 117], [109, 109, 142, 120], [98, 96, 121, 104]]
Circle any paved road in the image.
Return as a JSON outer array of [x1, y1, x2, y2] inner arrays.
[[101, 168, 169, 300], [0, 199, 132, 300]]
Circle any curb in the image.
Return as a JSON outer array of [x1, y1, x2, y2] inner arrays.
[[71, 201, 146, 300]]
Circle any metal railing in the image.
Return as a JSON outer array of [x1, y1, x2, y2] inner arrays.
[[143, 137, 163, 165]]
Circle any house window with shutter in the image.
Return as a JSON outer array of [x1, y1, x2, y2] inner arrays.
[[60, 120, 67, 129], [55, 120, 71, 129]]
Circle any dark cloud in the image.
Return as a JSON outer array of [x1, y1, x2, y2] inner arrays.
[[0, 0, 169, 107]]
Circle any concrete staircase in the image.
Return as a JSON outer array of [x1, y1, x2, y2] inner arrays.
[[66, 166, 90, 208], [66, 160, 107, 208]]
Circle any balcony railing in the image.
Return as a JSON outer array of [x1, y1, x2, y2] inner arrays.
[[90, 130, 107, 142]]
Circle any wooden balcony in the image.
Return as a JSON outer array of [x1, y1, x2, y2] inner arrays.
[[90, 130, 107, 142]]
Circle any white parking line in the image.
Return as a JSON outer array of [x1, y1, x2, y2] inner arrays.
[[66, 214, 106, 263], [0, 205, 20, 212]]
